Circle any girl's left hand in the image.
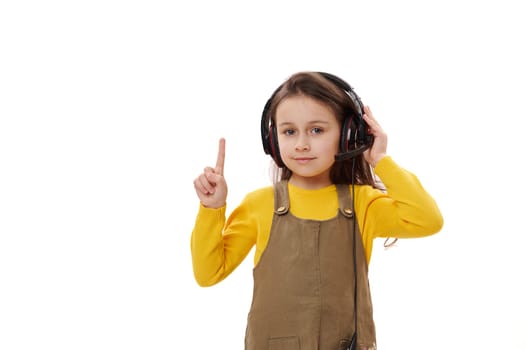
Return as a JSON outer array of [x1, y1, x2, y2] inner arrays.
[[362, 105, 387, 167]]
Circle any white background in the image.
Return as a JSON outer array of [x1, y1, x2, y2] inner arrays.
[[1, 0, 525, 349]]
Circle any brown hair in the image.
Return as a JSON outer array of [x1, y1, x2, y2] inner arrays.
[[266, 71, 378, 188]]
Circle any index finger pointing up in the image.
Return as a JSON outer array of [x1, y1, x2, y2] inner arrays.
[[215, 138, 226, 175]]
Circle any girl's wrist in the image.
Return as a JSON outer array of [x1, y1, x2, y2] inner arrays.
[[371, 154, 387, 168]]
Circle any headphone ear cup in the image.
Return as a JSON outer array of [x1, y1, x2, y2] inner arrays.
[[261, 94, 286, 167], [340, 116, 353, 154], [340, 116, 356, 153], [262, 128, 272, 155], [269, 124, 284, 167], [355, 115, 366, 146], [340, 113, 373, 155], [356, 113, 374, 148], [261, 99, 273, 155]]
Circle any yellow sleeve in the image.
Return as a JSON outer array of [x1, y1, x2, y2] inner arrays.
[[357, 156, 443, 260], [190, 188, 273, 287]]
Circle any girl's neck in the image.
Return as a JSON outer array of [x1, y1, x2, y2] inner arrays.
[[288, 174, 333, 190]]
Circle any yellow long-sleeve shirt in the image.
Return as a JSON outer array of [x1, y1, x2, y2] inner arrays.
[[191, 156, 443, 287]]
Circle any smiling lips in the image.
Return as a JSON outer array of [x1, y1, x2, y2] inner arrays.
[[293, 157, 315, 164]]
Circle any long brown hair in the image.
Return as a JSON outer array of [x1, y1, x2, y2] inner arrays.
[[266, 71, 378, 188]]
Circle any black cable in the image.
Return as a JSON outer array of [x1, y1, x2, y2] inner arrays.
[[347, 157, 358, 350]]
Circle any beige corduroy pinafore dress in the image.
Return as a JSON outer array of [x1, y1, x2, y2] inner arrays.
[[244, 181, 376, 350]]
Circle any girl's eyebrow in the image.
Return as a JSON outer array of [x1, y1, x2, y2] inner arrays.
[[277, 120, 330, 127]]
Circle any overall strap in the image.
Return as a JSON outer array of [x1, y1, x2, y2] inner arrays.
[[336, 184, 354, 218], [273, 180, 290, 215]]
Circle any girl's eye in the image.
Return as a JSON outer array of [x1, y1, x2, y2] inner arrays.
[[311, 127, 323, 134], [283, 129, 295, 136]]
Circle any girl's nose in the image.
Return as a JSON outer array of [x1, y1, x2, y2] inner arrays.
[[295, 139, 310, 151]]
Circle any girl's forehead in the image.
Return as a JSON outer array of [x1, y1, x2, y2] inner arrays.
[[276, 96, 337, 122]]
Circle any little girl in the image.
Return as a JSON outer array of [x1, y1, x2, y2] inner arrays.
[[191, 71, 443, 350]]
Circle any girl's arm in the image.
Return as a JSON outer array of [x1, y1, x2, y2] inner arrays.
[[190, 201, 257, 287], [363, 156, 443, 239]]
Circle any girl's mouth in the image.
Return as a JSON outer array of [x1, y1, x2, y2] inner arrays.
[[294, 157, 314, 164]]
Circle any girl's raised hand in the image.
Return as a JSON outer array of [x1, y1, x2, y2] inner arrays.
[[193, 138, 228, 208], [362, 105, 388, 167]]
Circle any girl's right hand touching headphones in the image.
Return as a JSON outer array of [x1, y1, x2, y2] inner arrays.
[[193, 138, 228, 209]]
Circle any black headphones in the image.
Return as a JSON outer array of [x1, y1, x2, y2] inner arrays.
[[260, 72, 373, 167]]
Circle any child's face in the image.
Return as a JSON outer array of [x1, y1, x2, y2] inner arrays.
[[275, 95, 340, 189]]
